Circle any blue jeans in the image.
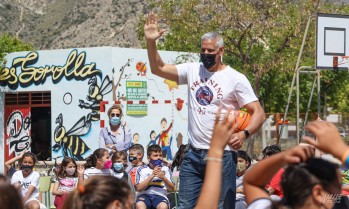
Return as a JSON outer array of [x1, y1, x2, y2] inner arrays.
[[178, 145, 237, 209]]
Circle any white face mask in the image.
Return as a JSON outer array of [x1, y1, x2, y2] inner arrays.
[[66, 168, 76, 176], [237, 162, 246, 173]]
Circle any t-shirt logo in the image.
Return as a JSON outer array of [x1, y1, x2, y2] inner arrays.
[[195, 86, 213, 106]]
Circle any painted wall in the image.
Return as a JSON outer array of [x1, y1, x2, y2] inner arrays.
[[0, 92, 4, 173], [0, 47, 197, 165]]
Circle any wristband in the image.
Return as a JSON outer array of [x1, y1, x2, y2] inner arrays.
[[341, 149, 349, 167], [204, 157, 222, 163]]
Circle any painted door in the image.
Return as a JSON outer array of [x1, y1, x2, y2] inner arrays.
[[4, 107, 31, 163]]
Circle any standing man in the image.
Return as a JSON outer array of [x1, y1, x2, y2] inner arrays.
[[144, 12, 265, 209]]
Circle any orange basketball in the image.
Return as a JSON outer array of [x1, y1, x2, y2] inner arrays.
[[229, 110, 251, 132]]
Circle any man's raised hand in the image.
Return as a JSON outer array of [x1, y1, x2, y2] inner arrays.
[[144, 12, 166, 41]]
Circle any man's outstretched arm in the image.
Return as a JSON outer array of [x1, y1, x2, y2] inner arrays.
[[144, 12, 178, 82]]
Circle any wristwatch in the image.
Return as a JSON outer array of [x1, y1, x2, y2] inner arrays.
[[243, 130, 250, 139]]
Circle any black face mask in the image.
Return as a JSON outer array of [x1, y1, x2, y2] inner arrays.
[[128, 156, 137, 163], [200, 53, 217, 69], [21, 165, 34, 172]]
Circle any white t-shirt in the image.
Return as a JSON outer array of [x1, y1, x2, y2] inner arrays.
[[136, 165, 174, 199], [247, 198, 272, 209], [177, 62, 258, 149], [11, 170, 40, 199], [84, 167, 114, 179]]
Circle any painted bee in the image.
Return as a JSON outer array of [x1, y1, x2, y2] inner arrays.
[[52, 113, 91, 160], [79, 75, 112, 121]]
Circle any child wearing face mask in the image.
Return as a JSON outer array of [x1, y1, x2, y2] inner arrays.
[[11, 152, 41, 209], [235, 150, 251, 209], [84, 148, 114, 179], [128, 144, 146, 186], [135, 145, 175, 209], [112, 151, 136, 200], [52, 157, 84, 209]]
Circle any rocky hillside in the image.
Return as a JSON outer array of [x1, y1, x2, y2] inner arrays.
[[0, 0, 149, 50]]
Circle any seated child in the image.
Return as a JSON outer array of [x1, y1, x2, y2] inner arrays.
[[128, 144, 145, 186], [84, 148, 113, 179], [11, 152, 41, 209], [111, 151, 136, 199], [52, 157, 84, 209], [235, 150, 251, 209], [5, 150, 28, 180], [135, 145, 175, 209]]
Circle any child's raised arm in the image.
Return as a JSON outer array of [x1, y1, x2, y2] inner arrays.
[[77, 164, 85, 185], [194, 108, 236, 209], [243, 146, 314, 205], [5, 150, 28, 170], [304, 121, 348, 161]]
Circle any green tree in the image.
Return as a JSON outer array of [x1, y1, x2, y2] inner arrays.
[[0, 33, 32, 66], [138, 0, 317, 94], [137, 0, 349, 115]]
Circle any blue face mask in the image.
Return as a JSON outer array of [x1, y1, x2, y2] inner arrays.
[[150, 159, 162, 167], [113, 162, 124, 172], [110, 116, 121, 126]]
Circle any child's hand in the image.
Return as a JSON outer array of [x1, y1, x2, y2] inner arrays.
[[282, 145, 314, 164], [303, 121, 347, 159], [154, 166, 165, 179], [153, 166, 162, 177], [19, 150, 29, 158], [210, 107, 237, 151], [77, 165, 85, 175], [157, 171, 165, 180]]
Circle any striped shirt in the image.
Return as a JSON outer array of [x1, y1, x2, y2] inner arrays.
[[136, 165, 174, 199]]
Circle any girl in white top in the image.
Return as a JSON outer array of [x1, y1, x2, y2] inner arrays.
[[83, 148, 114, 179], [11, 152, 40, 209], [52, 157, 84, 209]]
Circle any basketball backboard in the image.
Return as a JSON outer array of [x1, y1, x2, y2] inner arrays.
[[317, 13, 349, 70]]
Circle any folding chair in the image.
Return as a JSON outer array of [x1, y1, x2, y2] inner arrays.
[[172, 175, 179, 209], [39, 176, 52, 209]]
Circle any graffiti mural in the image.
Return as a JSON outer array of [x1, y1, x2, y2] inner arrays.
[[1, 47, 197, 162], [5, 108, 31, 157], [156, 118, 173, 160], [0, 50, 102, 90], [79, 75, 112, 121], [53, 113, 92, 160]]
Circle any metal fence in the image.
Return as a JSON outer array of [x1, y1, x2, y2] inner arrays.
[[242, 113, 349, 160]]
